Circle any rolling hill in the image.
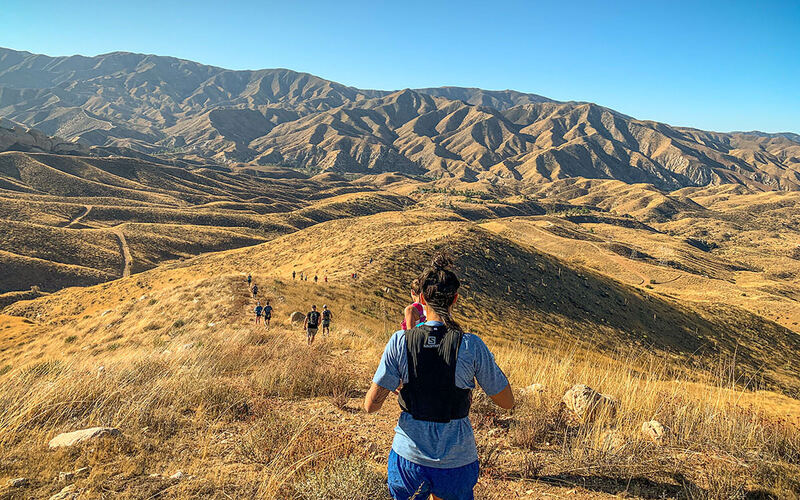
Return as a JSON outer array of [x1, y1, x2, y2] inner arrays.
[[0, 149, 409, 299], [1, 196, 799, 498]]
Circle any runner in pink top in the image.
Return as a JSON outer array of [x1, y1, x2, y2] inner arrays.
[[401, 278, 427, 330]]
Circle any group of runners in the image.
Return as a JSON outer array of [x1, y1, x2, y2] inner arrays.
[[302, 304, 332, 346], [246, 273, 332, 343], [292, 270, 327, 283], [246, 253, 513, 499]]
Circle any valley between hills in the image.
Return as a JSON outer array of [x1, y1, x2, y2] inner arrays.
[[0, 48, 799, 498]]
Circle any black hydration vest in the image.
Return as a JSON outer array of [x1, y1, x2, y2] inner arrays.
[[398, 324, 471, 423]]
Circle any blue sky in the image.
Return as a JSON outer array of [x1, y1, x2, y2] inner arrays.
[[2, 0, 798, 133]]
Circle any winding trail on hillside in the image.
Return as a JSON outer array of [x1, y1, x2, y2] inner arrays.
[[66, 205, 92, 227], [651, 274, 682, 285], [112, 225, 132, 278], [531, 223, 649, 286]]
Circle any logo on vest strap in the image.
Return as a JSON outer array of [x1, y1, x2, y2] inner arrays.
[[424, 336, 440, 348]]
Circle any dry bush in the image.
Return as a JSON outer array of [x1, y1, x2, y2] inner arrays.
[[250, 348, 356, 399], [470, 390, 505, 430], [290, 456, 389, 500], [508, 396, 570, 450], [331, 386, 350, 411]]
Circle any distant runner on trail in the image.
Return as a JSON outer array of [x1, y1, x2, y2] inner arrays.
[[364, 252, 514, 500], [263, 300, 273, 328], [254, 301, 263, 325], [251, 284, 258, 298], [401, 278, 426, 330], [247, 273, 252, 286], [314, 275, 318, 283], [321, 305, 332, 336], [292, 270, 296, 280], [304, 305, 321, 346]]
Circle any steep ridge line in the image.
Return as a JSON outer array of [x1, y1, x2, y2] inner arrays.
[[1, 47, 799, 190]]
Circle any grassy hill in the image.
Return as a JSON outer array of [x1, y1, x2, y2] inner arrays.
[[1, 193, 799, 497], [0, 151, 409, 296]]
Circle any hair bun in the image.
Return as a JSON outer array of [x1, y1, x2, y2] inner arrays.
[[431, 252, 453, 271]]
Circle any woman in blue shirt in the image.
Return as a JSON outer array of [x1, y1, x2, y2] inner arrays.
[[364, 253, 514, 500]]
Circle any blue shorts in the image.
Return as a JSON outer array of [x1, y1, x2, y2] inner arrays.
[[387, 449, 479, 500]]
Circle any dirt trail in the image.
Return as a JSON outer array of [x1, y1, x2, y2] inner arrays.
[[112, 225, 132, 278], [66, 205, 92, 227]]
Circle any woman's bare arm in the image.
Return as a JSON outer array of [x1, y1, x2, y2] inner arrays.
[[489, 384, 515, 410], [364, 382, 394, 413]]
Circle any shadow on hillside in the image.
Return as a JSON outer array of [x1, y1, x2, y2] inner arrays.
[[378, 227, 800, 393], [533, 474, 686, 499], [534, 473, 775, 499]]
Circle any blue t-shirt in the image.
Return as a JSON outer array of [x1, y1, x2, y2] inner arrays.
[[372, 321, 509, 469]]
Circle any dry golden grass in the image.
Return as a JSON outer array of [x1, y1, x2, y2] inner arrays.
[[0, 267, 798, 498], [494, 342, 800, 496], [2, 168, 800, 497]]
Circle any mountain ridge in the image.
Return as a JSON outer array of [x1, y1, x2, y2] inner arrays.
[[1, 47, 799, 191]]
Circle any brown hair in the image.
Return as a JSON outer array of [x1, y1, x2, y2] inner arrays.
[[416, 252, 463, 363], [410, 278, 421, 295]]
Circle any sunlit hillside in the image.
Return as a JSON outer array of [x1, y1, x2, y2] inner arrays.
[[1, 186, 799, 497]]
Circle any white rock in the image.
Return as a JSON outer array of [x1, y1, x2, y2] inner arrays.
[[207, 322, 216, 327], [170, 471, 184, 480], [74, 467, 90, 477], [48, 427, 120, 449], [562, 384, 617, 421], [523, 383, 545, 394], [179, 342, 195, 351], [7, 477, 28, 488], [58, 471, 75, 482], [641, 420, 666, 443], [49, 484, 78, 500], [101, 309, 113, 317], [96, 366, 105, 377]]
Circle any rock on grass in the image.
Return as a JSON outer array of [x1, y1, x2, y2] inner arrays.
[[48, 427, 120, 449]]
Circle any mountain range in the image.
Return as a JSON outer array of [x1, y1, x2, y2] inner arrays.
[[1, 47, 799, 191]]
